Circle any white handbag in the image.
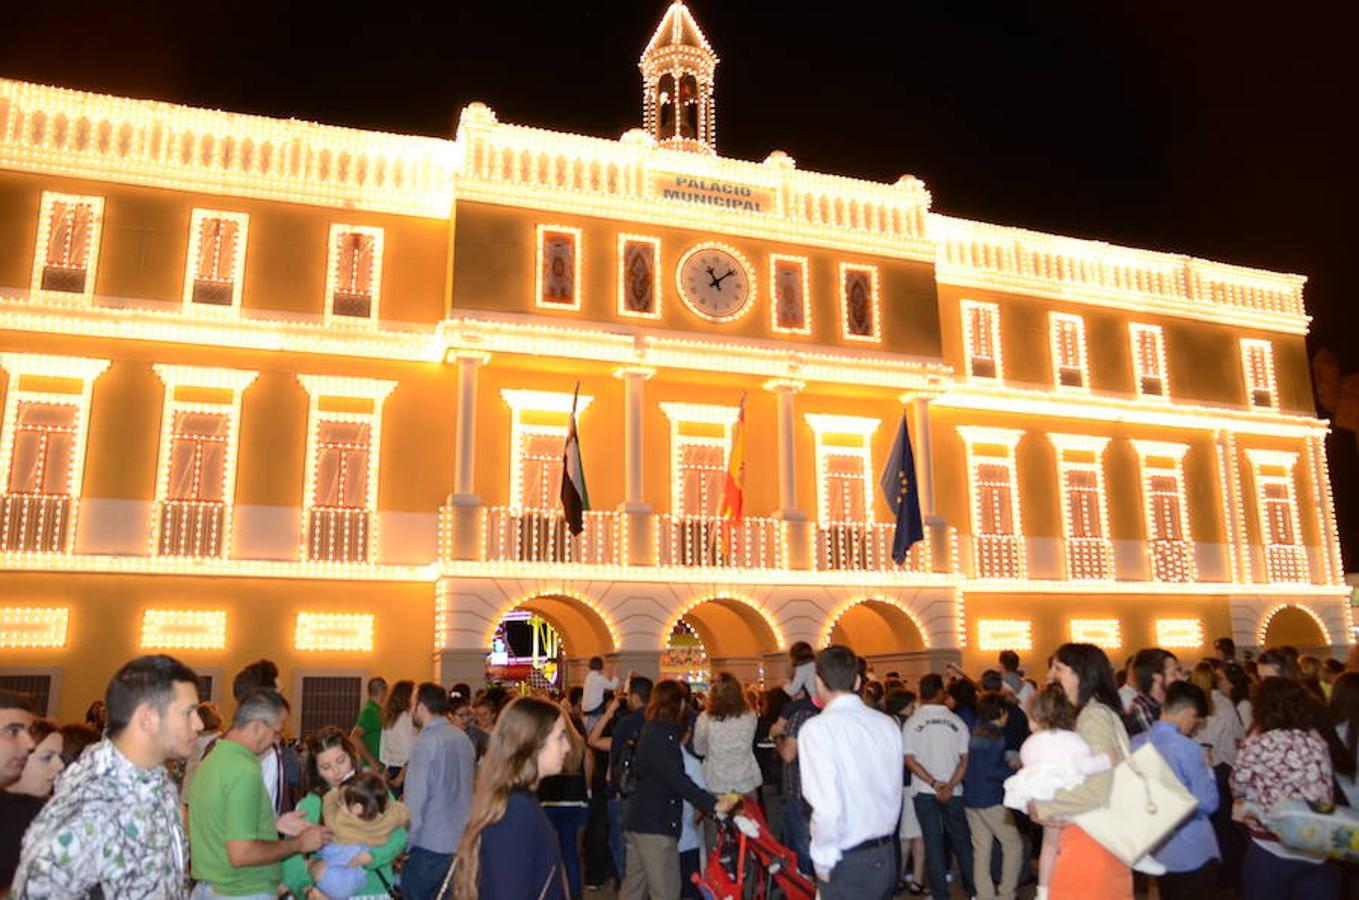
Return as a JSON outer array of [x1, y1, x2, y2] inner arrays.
[[1072, 710, 1198, 865]]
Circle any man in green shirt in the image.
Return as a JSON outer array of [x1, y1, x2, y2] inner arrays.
[[350, 677, 386, 770], [189, 689, 328, 898]]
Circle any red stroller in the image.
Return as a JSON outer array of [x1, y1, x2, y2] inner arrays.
[[693, 800, 816, 900]]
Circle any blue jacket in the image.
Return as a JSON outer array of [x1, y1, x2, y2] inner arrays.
[[477, 791, 566, 899], [963, 722, 1010, 808], [623, 719, 717, 837], [1132, 720, 1220, 872]]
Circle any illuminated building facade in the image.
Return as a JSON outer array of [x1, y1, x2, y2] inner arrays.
[[0, 2, 1347, 723]]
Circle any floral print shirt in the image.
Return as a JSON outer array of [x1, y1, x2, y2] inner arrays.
[[1230, 728, 1333, 814], [13, 739, 188, 899]]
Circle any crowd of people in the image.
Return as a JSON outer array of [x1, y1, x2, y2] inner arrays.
[[1, 636, 1357, 898]]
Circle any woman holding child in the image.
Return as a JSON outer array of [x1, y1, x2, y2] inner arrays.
[[282, 727, 409, 899]]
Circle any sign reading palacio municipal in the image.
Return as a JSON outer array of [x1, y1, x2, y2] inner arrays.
[[654, 171, 775, 213]]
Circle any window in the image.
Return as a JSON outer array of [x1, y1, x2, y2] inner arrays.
[[298, 377, 396, 564], [805, 414, 881, 570], [139, 609, 228, 650], [960, 300, 1002, 379], [0, 607, 69, 649], [1129, 324, 1167, 398], [196, 674, 214, 703], [1049, 435, 1113, 580], [1241, 339, 1277, 409], [536, 224, 582, 310], [958, 427, 1025, 578], [1049, 313, 1089, 389], [151, 366, 257, 558], [184, 210, 249, 310], [1069, 618, 1122, 649], [326, 225, 384, 322], [0, 354, 108, 553], [295, 613, 374, 651], [1131, 441, 1194, 582], [977, 619, 1033, 652], [617, 234, 661, 319], [1155, 618, 1203, 650], [839, 263, 881, 342], [1244, 449, 1308, 583], [0, 672, 55, 716], [659, 402, 760, 567], [770, 254, 811, 335], [298, 674, 363, 737], [678, 442, 726, 517], [32, 192, 104, 299]]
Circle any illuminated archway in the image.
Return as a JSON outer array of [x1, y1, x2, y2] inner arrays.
[[662, 618, 711, 692], [660, 594, 783, 659], [823, 597, 929, 656], [483, 592, 618, 688], [1259, 603, 1332, 650]]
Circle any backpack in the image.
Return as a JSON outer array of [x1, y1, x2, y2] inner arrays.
[[614, 731, 641, 798]]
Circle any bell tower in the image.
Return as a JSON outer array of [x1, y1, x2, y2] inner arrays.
[[640, 2, 718, 154]]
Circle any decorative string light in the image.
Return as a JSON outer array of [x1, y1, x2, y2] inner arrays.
[[1239, 339, 1278, 409], [768, 254, 812, 336], [534, 224, 584, 311], [324, 224, 384, 325], [1069, 617, 1121, 648], [959, 300, 1002, 381], [140, 609, 227, 650], [957, 426, 1025, 579], [616, 234, 663, 320], [1047, 434, 1114, 581], [838, 263, 882, 343], [1128, 323, 1169, 400], [1243, 449, 1308, 583], [294, 612, 374, 652], [30, 191, 104, 303], [1048, 313, 1090, 392], [1129, 440, 1195, 583], [1256, 602, 1331, 647], [977, 618, 1032, 652], [182, 209, 249, 313], [0, 606, 69, 648], [1154, 618, 1203, 650]]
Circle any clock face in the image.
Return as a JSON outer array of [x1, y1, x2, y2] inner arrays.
[[677, 245, 753, 321]]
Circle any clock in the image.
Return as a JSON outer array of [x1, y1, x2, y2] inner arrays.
[[677, 244, 755, 322]]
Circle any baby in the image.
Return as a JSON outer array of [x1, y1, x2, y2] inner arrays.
[[1003, 685, 1117, 900], [310, 772, 411, 900]]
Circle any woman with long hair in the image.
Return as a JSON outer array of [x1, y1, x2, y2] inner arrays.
[[1030, 642, 1133, 899], [380, 679, 415, 795], [446, 696, 573, 900], [538, 706, 591, 899], [622, 680, 737, 900], [1193, 661, 1246, 892], [1218, 662, 1253, 733], [694, 672, 762, 802], [281, 726, 407, 899], [1231, 677, 1339, 896], [1, 719, 62, 889]]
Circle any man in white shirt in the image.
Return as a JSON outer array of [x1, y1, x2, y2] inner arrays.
[[902, 673, 974, 900], [797, 645, 903, 899], [581, 656, 618, 731]]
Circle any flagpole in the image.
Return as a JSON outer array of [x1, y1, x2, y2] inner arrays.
[[570, 380, 580, 417]]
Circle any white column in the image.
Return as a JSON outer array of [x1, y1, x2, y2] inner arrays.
[[614, 366, 654, 513], [1215, 429, 1249, 583], [764, 379, 805, 519], [452, 351, 490, 502]]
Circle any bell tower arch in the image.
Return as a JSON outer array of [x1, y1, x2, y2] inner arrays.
[[640, 2, 718, 154]]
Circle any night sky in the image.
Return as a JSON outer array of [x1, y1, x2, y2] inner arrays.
[[4, 2, 1356, 568]]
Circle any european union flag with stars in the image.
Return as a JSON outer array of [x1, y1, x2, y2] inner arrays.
[[878, 413, 925, 565]]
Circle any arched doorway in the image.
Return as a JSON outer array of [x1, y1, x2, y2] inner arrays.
[[826, 598, 931, 679], [486, 593, 616, 691], [667, 597, 782, 687], [1260, 604, 1331, 653], [661, 619, 710, 693]]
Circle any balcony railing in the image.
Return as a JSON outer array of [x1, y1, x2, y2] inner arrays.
[[484, 507, 616, 565], [814, 522, 934, 573], [972, 533, 1025, 579], [1066, 537, 1113, 580], [0, 493, 70, 552], [307, 507, 370, 563], [1265, 543, 1310, 584], [658, 515, 782, 569], [1149, 539, 1194, 582], [157, 499, 225, 557]]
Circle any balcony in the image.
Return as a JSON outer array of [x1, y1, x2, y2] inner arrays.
[[157, 499, 225, 557], [484, 507, 617, 565], [658, 515, 782, 569], [0, 493, 70, 552], [307, 507, 370, 563], [1265, 544, 1310, 584], [972, 533, 1025, 579], [814, 522, 934, 573]]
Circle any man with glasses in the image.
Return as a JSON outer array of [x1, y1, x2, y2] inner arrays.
[[188, 689, 328, 898], [449, 697, 488, 760]]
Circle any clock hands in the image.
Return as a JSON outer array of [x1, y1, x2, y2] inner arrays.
[[713, 268, 736, 288]]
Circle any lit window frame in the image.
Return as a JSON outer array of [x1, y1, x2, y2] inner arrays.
[[1244, 447, 1309, 584], [31, 191, 105, 303], [182, 209, 250, 313], [1128, 323, 1169, 400], [297, 375, 396, 564], [324, 223, 385, 326], [0, 606, 69, 649], [769, 253, 813, 336], [803, 414, 880, 525], [1069, 618, 1122, 649], [1240, 338, 1278, 409], [1130, 439, 1196, 583], [501, 389, 595, 511], [0, 353, 110, 555], [977, 618, 1033, 652], [139, 608, 228, 650], [838, 262, 882, 343], [957, 426, 1026, 579], [294, 612, 374, 652], [1155, 617, 1204, 650], [1048, 433, 1114, 581], [659, 402, 740, 518], [959, 299, 1003, 381], [616, 233, 663, 321], [535, 224, 584, 312], [1048, 312, 1090, 392], [149, 365, 259, 559]]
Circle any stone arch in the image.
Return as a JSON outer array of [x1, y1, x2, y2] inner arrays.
[[1259, 603, 1332, 651], [485, 591, 618, 661], [821, 596, 936, 680], [662, 595, 783, 684]]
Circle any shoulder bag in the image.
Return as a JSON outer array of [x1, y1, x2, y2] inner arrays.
[[1071, 707, 1197, 865]]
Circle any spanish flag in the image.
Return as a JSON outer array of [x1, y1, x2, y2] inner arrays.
[[718, 393, 747, 526]]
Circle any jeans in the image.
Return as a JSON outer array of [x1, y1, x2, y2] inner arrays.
[[544, 804, 589, 898], [783, 796, 813, 876], [402, 845, 453, 900], [1159, 858, 1220, 900], [914, 793, 975, 900], [1243, 841, 1341, 900], [817, 841, 896, 900], [608, 796, 627, 884]]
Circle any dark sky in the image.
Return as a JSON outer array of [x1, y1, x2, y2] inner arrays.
[[4, 2, 1357, 569]]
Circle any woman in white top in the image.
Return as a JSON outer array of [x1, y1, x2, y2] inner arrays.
[[1192, 662, 1245, 768], [1219, 662, 1253, 734], [378, 679, 416, 795], [694, 672, 762, 797]]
